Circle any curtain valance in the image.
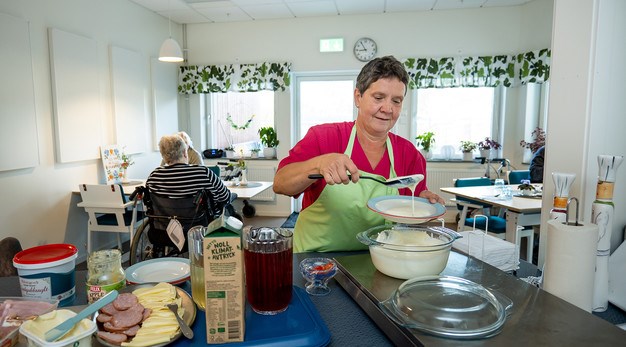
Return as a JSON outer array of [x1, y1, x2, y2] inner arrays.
[[403, 48, 550, 89], [178, 62, 291, 94]]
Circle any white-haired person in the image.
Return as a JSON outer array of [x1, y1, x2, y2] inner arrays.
[[149, 134, 230, 216], [160, 131, 204, 166]]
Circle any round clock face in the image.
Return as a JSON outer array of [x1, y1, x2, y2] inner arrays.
[[354, 37, 377, 62]]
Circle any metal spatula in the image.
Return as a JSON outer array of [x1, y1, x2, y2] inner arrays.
[[308, 174, 423, 189], [44, 290, 118, 342]]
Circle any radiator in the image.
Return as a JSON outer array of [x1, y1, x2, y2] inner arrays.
[[247, 166, 276, 202], [426, 168, 484, 206]]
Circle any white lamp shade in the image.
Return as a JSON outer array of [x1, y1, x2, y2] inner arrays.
[[159, 38, 183, 62]]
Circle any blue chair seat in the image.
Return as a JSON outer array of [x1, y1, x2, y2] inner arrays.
[[465, 215, 506, 234], [96, 210, 144, 226]]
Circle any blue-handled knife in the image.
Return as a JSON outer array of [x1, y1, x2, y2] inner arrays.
[[44, 290, 119, 342]]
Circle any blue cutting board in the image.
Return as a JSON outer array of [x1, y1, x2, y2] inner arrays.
[[173, 286, 331, 347]]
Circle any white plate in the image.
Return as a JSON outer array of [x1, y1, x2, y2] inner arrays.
[[368, 196, 446, 224], [125, 258, 190, 285]]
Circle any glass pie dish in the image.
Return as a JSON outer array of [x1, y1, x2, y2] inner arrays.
[[379, 276, 513, 339]]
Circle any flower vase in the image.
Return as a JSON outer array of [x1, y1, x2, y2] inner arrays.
[[591, 155, 623, 312], [462, 152, 473, 161], [121, 169, 129, 183], [240, 169, 248, 185]]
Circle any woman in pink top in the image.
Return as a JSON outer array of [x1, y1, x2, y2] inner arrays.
[[274, 56, 444, 252]]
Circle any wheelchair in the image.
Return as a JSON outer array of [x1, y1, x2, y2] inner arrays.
[[128, 186, 242, 265]]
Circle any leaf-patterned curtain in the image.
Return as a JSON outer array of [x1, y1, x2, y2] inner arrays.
[[403, 48, 550, 88], [178, 62, 291, 94]]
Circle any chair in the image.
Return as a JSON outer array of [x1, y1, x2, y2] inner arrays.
[[508, 170, 531, 184], [77, 184, 143, 253], [129, 187, 241, 265], [453, 177, 534, 261]]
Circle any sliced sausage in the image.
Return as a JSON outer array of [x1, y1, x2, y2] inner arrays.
[[110, 308, 144, 329], [97, 331, 128, 345], [96, 313, 112, 323], [112, 293, 139, 311], [142, 308, 151, 322], [122, 325, 140, 337], [100, 302, 121, 316]]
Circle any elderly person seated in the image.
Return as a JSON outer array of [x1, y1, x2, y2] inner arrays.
[[148, 134, 231, 216], [160, 131, 204, 166]]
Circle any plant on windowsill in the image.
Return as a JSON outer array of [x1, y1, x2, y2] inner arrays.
[[519, 127, 546, 153], [224, 145, 235, 158], [459, 140, 477, 161], [477, 137, 501, 159], [259, 126, 279, 158], [416, 131, 435, 159]]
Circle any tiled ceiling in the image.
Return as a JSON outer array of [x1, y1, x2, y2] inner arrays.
[[129, 0, 534, 24]]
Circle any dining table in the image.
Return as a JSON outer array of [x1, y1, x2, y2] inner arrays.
[[440, 184, 542, 246], [4, 249, 626, 346], [75, 180, 273, 201]]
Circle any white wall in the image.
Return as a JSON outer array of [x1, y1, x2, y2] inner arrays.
[[538, 0, 626, 265], [0, 0, 182, 260]]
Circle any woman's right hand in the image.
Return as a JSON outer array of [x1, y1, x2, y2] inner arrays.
[[315, 153, 360, 185]]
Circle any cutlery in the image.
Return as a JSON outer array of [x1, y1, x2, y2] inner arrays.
[[167, 303, 194, 339], [45, 290, 118, 342], [308, 174, 423, 189]]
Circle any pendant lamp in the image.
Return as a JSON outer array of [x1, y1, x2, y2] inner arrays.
[[159, 1, 183, 62]]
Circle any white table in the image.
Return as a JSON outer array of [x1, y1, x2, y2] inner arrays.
[[440, 185, 542, 245], [223, 181, 273, 200]]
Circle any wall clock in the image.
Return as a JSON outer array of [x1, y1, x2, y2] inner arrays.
[[354, 37, 377, 62]]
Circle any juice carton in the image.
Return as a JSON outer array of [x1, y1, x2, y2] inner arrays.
[[203, 215, 245, 343]]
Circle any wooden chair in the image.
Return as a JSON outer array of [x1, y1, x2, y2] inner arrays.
[[77, 184, 143, 253]]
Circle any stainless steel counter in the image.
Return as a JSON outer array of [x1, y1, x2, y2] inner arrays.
[[334, 251, 626, 346]]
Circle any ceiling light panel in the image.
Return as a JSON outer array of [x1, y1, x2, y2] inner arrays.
[[336, 0, 384, 15], [287, 1, 337, 18], [194, 5, 252, 22], [385, 0, 435, 12], [242, 3, 294, 20]]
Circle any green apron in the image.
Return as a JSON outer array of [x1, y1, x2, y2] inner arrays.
[[293, 126, 399, 252]]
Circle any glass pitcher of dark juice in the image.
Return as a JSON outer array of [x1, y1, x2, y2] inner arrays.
[[243, 227, 293, 315]]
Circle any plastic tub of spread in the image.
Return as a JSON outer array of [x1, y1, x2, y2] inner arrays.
[[13, 244, 77, 307], [19, 309, 96, 347], [379, 276, 513, 339], [357, 225, 461, 279]]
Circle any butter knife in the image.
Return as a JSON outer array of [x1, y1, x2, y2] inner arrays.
[[44, 290, 119, 342]]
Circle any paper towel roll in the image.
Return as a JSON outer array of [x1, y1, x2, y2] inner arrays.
[[543, 220, 599, 312]]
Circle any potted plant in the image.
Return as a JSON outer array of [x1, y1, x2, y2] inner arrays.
[[517, 179, 536, 196], [477, 137, 501, 159], [415, 131, 435, 159], [459, 141, 477, 161], [224, 145, 235, 158], [520, 127, 546, 153], [259, 126, 279, 158]]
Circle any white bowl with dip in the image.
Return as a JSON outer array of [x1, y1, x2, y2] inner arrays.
[[357, 225, 461, 280], [367, 196, 446, 224]]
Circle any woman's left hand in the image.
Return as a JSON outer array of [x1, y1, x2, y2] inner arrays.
[[419, 190, 446, 205]]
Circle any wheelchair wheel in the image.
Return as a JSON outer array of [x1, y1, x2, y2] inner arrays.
[[129, 218, 156, 266]]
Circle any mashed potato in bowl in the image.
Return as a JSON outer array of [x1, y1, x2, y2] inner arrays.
[[358, 225, 461, 280]]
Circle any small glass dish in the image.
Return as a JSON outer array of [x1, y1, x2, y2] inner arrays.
[[299, 258, 337, 296]]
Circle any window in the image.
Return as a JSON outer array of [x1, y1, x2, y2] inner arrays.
[[206, 91, 274, 156], [293, 72, 357, 141], [414, 87, 500, 160]]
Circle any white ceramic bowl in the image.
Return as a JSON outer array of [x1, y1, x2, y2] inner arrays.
[[357, 225, 461, 280]]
